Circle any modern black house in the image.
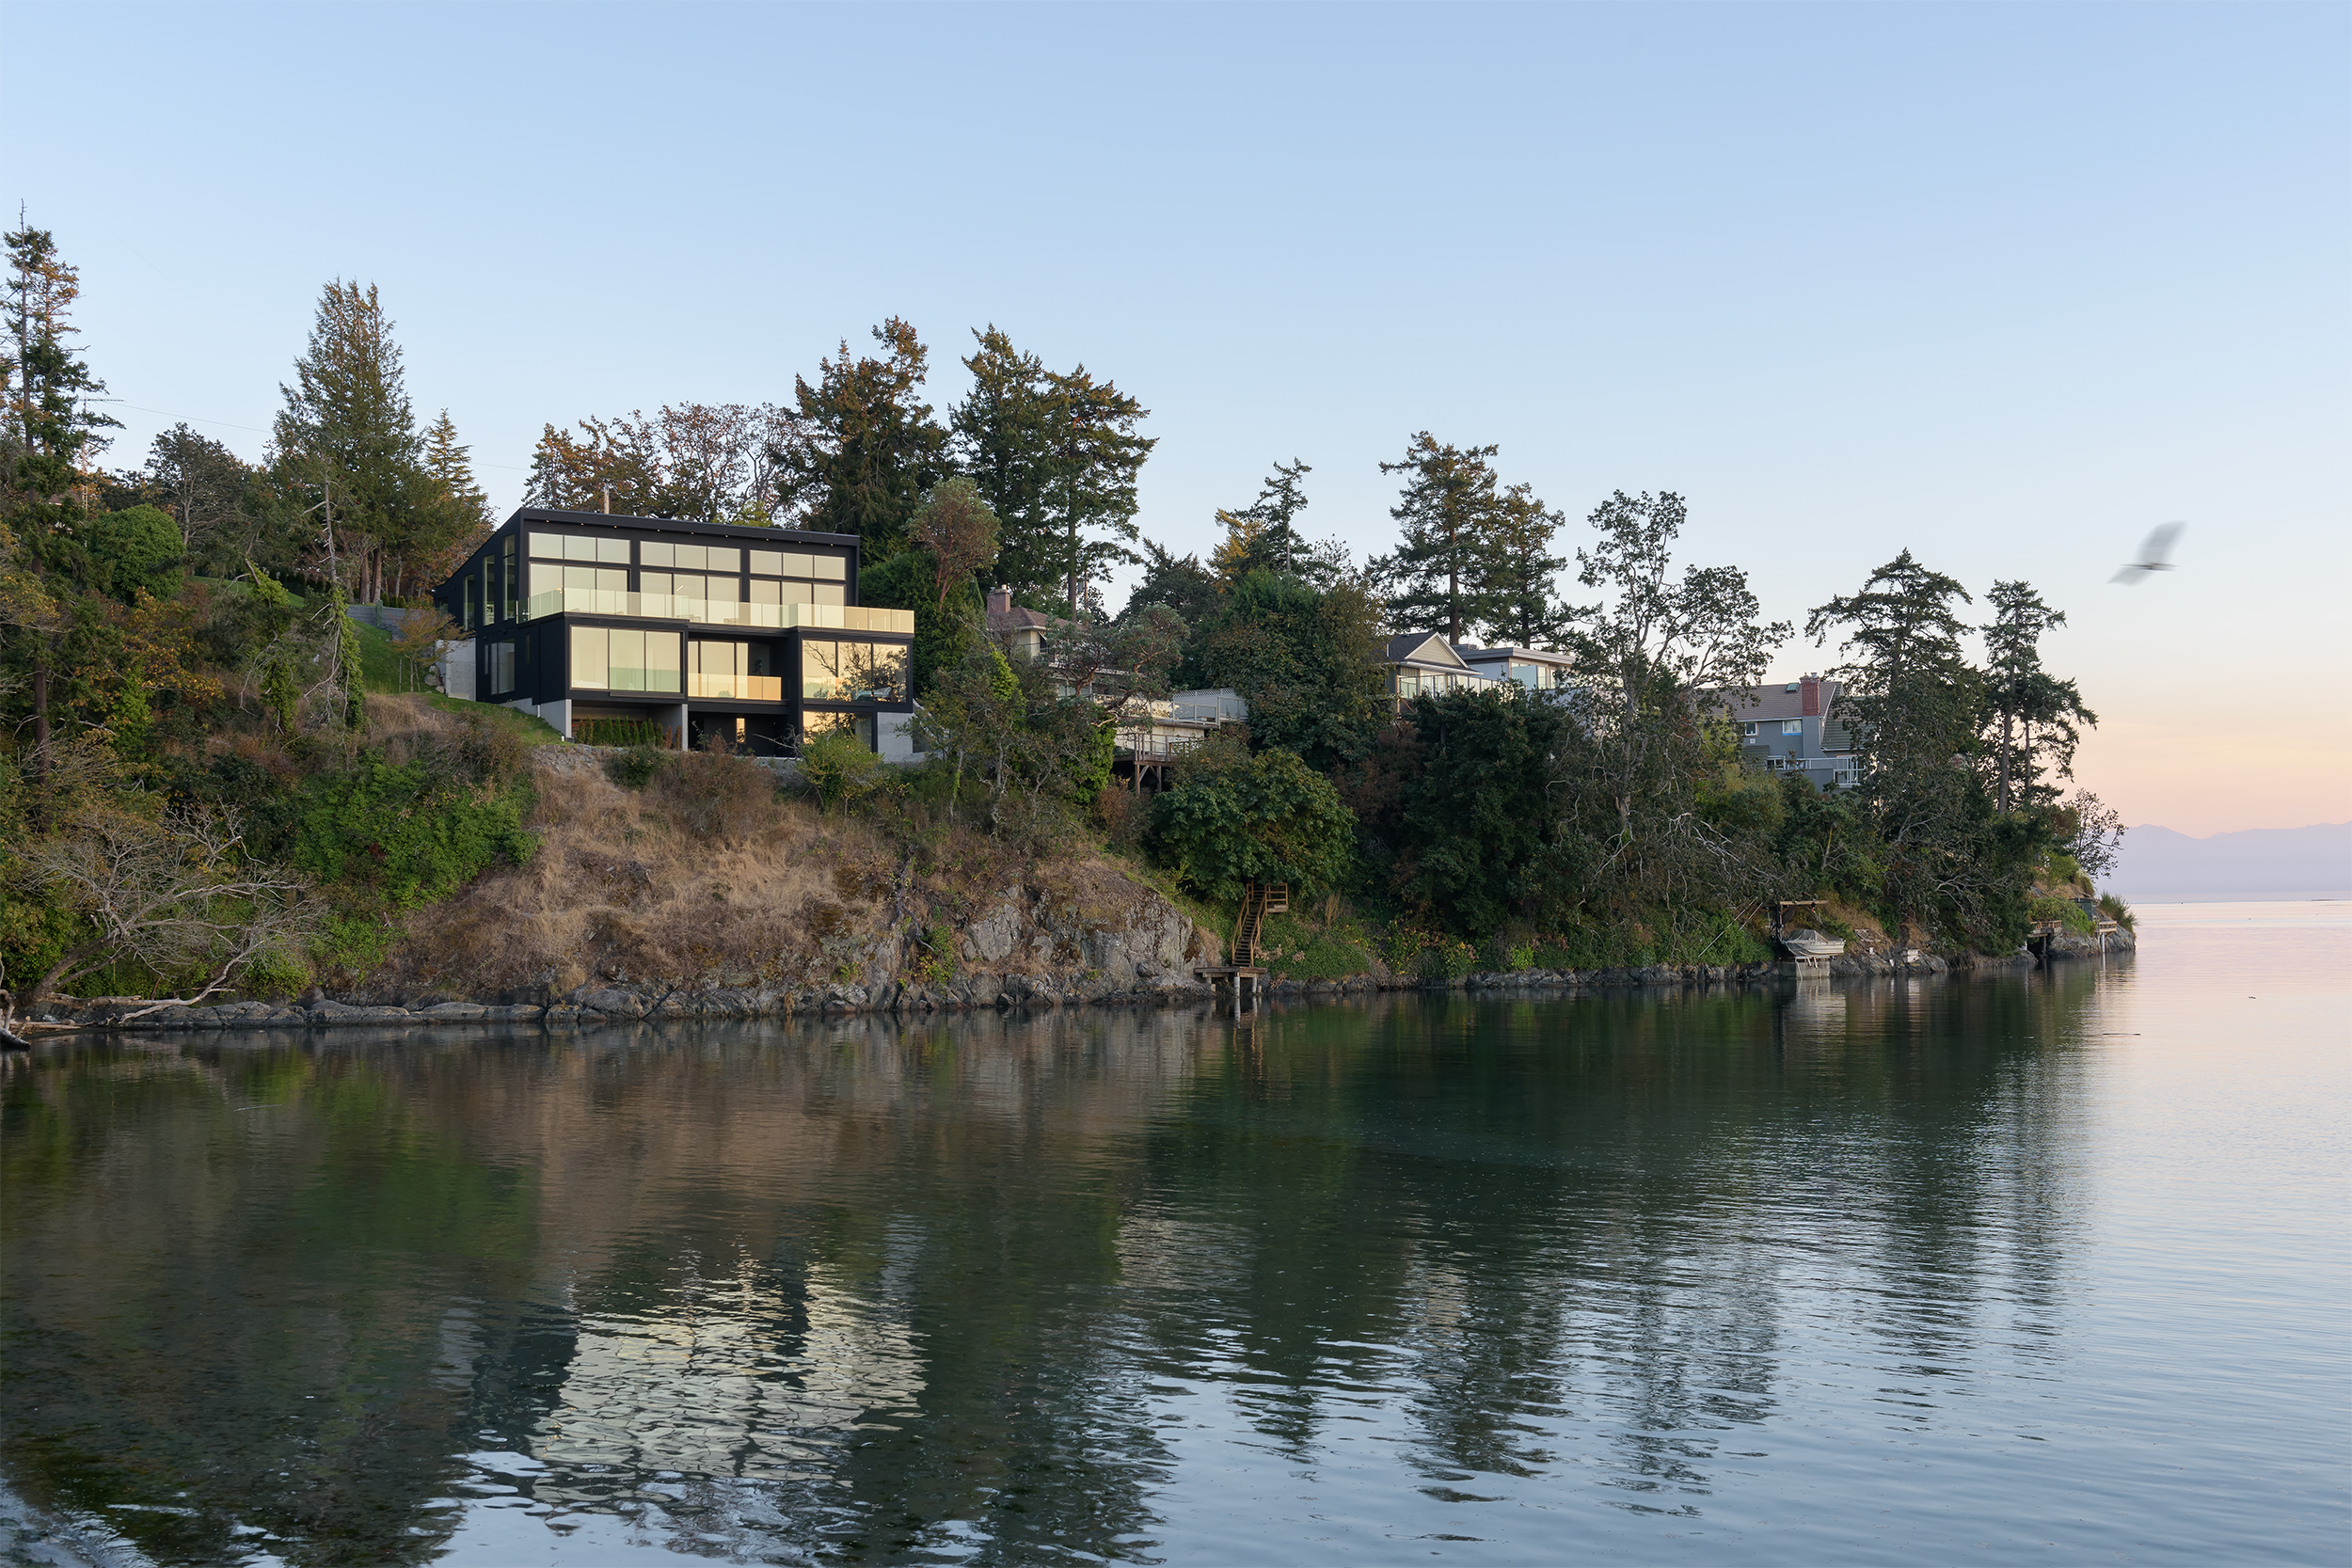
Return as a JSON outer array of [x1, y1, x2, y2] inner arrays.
[[431, 508, 917, 756]]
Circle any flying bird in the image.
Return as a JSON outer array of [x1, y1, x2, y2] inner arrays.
[[2111, 521, 2185, 585]]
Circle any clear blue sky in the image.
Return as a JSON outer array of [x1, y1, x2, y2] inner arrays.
[[12, 1, 2347, 832]]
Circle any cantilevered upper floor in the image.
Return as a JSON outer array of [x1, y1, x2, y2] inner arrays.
[[434, 507, 914, 639]]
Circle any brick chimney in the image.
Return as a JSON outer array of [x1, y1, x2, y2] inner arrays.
[[1801, 673, 1821, 717], [987, 588, 1011, 616]]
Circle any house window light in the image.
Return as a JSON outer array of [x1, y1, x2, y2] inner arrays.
[[570, 626, 679, 693], [1783, 719, 1804, 736], [802, 640, 907, 703]]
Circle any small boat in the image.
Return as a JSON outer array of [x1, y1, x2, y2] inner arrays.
[[1779, 928, 1847, 960]]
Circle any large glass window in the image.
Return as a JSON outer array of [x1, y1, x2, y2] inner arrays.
[[688, 639, 780, 700], [802, 640, 907, 703], [642, 571, 741, 603], [501, 536, 517, 619], [570, 626, 680, 692]]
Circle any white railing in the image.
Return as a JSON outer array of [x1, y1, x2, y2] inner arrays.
[[522, 590, 913, 636]]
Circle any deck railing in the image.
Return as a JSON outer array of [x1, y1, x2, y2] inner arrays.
[[521, 590, 913, 636]]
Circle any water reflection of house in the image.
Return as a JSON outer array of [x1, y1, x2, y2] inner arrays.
[[530, 1267, 927, 1486]]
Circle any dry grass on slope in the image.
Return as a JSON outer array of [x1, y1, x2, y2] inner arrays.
[[372, 751, 906, 999], [365, 749, 1209, 1002]]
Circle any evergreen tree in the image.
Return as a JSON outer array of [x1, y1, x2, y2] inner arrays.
[[1196, 570, 1388, 772], [1981, 579, 2095, 813], [1042, 362, 1152, 619], [421, 410, 493, 528], [953, 326, 1055, 589], [272, 280, 455, 604], [1374, 433, 1501, 643], [771, 318, 950, 556], [1807, 550, 2001, 940], [3, 223, 123, 806], [1472, 481, 1572, 648], [4, 221, 120, 516], [1210, 459, 1313, 583], [950, 325, 1154, 615]]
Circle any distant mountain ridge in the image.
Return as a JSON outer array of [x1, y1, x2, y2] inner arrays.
[[2107, 821, 2352, 899]]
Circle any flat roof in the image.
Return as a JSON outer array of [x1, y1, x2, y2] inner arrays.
[[501, 506, 859, 547]]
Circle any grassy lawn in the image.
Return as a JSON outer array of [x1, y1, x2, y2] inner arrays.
[[348, 616, 409, 693]]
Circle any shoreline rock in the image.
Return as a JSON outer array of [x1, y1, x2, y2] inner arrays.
[[21, 937, 2132, 1037]]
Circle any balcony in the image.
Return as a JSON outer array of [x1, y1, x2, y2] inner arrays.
[[685, 673, 787, 702], [523, 590, 913, 636]]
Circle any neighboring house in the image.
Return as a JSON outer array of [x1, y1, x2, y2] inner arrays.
[[1381, 633, 1509, 705], [981, 589, 1248, 789], [983, 588, 1063, 661], [1452, 642, 1576, 692], [1724, 673, 1856, 790], [431, 507, 917, 757]]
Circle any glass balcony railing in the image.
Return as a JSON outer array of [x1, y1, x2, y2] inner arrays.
[[685, 673, 787, 702], [523, 590, 913, 636]]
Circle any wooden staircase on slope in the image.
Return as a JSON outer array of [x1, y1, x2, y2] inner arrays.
[[1231, 882, 1289, 968]]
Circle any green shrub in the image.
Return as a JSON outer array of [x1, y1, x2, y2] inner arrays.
[[289, 754, 536, 967], [579, 717, 669, 749], [1256, 911, 1375, 982], [799, 730, 885, 816], [1149, 743, 1356, 904], [87, 505, 184, 604], [1382, 922, 1477, 980], [2097, 892, 2136, 932], [2026, 893, 2095, 935], [602, 744, 667, 790]]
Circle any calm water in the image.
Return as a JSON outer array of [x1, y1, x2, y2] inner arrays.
[[4, 904, 2345, 1566]]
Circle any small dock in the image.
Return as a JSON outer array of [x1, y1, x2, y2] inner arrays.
[[1196, 882, 1287, 1014], [1193, 966, 1270, 1009]]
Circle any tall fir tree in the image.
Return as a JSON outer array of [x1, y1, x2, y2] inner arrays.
[[4, 221, 119, 517], [1981, 579, 2094, 814], [951, 325, 1154, 616], [421, 410, 493, 527], [272, 280, 457, 603], [1807, 549, 1992, 939], [771, 318, 950, 557], [953, 326, 1055, 590], [1210, 459, 1313, 583], [1374, 433, 1500, 643], [1472, 481, 1572, 647]]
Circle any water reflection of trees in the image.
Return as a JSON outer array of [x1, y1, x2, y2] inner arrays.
[[0, 968, 2105, 1563]]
